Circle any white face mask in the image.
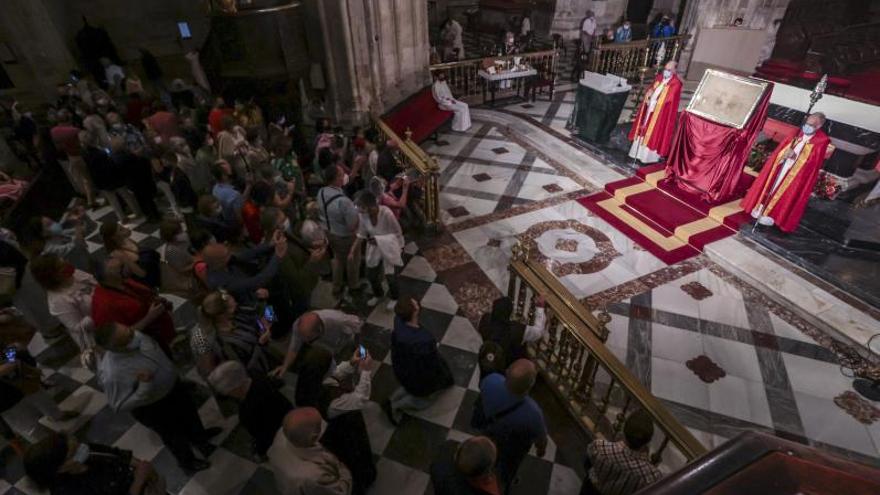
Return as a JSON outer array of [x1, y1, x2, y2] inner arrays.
[[318, 419, 328, 440], [126, 331, 143, 351], [342, 173, 350, 186], [72, 443, 91, 464], [280, 218, 291, 234], [663, 69, 673, 79]]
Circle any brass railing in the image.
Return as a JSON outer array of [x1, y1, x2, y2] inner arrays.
[[371, 117, 441, 229], [588, 35, 690, 80], [507, 242, 707, 468], [429, 49, 558, 101]]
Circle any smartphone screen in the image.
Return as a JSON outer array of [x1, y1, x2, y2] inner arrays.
[[358, 345, 366, 358], [4, 346, 16, 363], [177, 21, 192, 40], [263, 305, 276, 322]]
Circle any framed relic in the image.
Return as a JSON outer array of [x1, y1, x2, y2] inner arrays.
[[686, 69, 769, 129]]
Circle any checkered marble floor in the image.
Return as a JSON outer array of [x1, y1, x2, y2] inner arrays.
[[0, 209, 587, 495], [415, 91, 880, 469]]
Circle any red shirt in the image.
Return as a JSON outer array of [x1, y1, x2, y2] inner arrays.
[[241, 200, 263, 244], [145, 111, 180, 144], [208, 108, 233, 137], [91, 280, 175, 355], [50, 125, 82, 158]]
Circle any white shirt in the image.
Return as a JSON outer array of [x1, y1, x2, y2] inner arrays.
[[357, 206, 403, 271], [321, 361, 372, 418], [268, 432, 353, 495], [47, 270, 96, 347], [521, 17, 531, 36], [771, 133, 813, 194], [582, 17, 597, 36]]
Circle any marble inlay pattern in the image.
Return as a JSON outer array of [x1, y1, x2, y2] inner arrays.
[[472, 173, 492, 182], [447, 206, 470, 218], [543, 183, 564, 193], [519, 220, 621, 277], [492, 147, 509, 154], [680, 281, 713, 301], [686, 355, 727, 383], [447, 190, 591, 233], [421, 241, 473, 273], [705, 263, 873, 366], [833, 391, 880, 425], [555, 238, 579, 253], [486, 238, 501, 248], [582, 258, 706, 310]]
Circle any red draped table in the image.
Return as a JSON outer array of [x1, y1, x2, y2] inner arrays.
[[663, 87, 773, 204]]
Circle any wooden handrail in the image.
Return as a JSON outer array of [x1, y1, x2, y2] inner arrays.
[[428, 49, 558, 102], [370, 116, 441, 228], [587, 35, 690, 81], [508, 242, 707, 466]]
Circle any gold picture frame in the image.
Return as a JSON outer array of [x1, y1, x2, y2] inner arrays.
[[685, 69, 769, 129]]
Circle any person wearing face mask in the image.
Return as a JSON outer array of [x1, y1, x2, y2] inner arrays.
[[318, 164, 361, 301], [628, 60, 683, 164], [91, 257, 176, 357], [94, 321, 222, 473], [268, 407, 353, 495], [23, 432, 164, 495], [742, 112, 832, 232], [615, 20, 633, 42]]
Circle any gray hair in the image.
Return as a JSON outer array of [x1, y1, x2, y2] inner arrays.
[[810, 112, 827, 125], [207, 360, 249, 396]]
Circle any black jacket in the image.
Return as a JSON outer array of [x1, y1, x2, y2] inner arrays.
[[391, 317, 454, 397]]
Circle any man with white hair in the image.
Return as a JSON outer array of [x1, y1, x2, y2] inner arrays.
[[742, 112, 833, 232], [208, 361, 292, 457], [268, 407, 353, 495]]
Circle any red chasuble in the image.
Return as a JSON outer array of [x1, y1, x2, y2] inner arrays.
[[741, 130, 831, 233], [628, 73, 682, 158]]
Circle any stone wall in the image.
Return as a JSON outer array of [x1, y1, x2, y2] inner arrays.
[[679, 0, 791, 77]]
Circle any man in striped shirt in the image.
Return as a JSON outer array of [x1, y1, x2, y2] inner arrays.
[[581, 409, 663, 495]]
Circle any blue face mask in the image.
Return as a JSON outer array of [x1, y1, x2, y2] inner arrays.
[[802, 124, 816, 135], [663, 69, 673, 79], [126, 331, 143, 351], [48, 222, 64, 236], [72, 443, 91, 464]]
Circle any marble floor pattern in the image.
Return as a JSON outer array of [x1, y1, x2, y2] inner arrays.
[[419, 95, 880, 468]]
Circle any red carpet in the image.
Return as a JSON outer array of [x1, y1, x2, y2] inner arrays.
[[578, 165, 756, 264]]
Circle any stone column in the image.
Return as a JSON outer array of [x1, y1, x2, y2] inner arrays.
[[0, 0, 76, 102], [303, 0, 431, 126]]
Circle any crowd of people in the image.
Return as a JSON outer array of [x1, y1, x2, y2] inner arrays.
[[0, 41, 669, 495]]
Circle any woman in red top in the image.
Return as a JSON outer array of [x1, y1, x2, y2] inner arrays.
[[91, 257, 176, 357]]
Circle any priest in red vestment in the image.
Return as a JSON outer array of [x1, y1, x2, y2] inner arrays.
[[92, 257, 176, 356], [628, 61, 682, 163], [741, 112, 831, 232]]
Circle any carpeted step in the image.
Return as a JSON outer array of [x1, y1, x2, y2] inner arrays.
[[603, 176, 643, 196], [636, 164, 665, 180], [624, 189, 706, 234]]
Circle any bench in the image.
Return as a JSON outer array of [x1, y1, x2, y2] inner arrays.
[[382, 86, 453, 144]]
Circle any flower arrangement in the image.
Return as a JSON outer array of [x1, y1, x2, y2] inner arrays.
[[813, 170, 841, 200], [747, 140, 777, 172]]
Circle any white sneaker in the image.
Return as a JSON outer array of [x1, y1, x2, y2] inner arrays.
[[367, 297, 380, 307], [386, 299, 397, 311]]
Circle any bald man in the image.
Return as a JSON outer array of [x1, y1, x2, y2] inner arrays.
[[271, 309, 362, 376], [268, 407, 353, 495], [431, 436, 502, 495], [476, 359, 548, 491], [203, 231, 287, 307]]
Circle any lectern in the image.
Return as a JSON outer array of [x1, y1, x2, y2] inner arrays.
[[572, 71, 631, 144]]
